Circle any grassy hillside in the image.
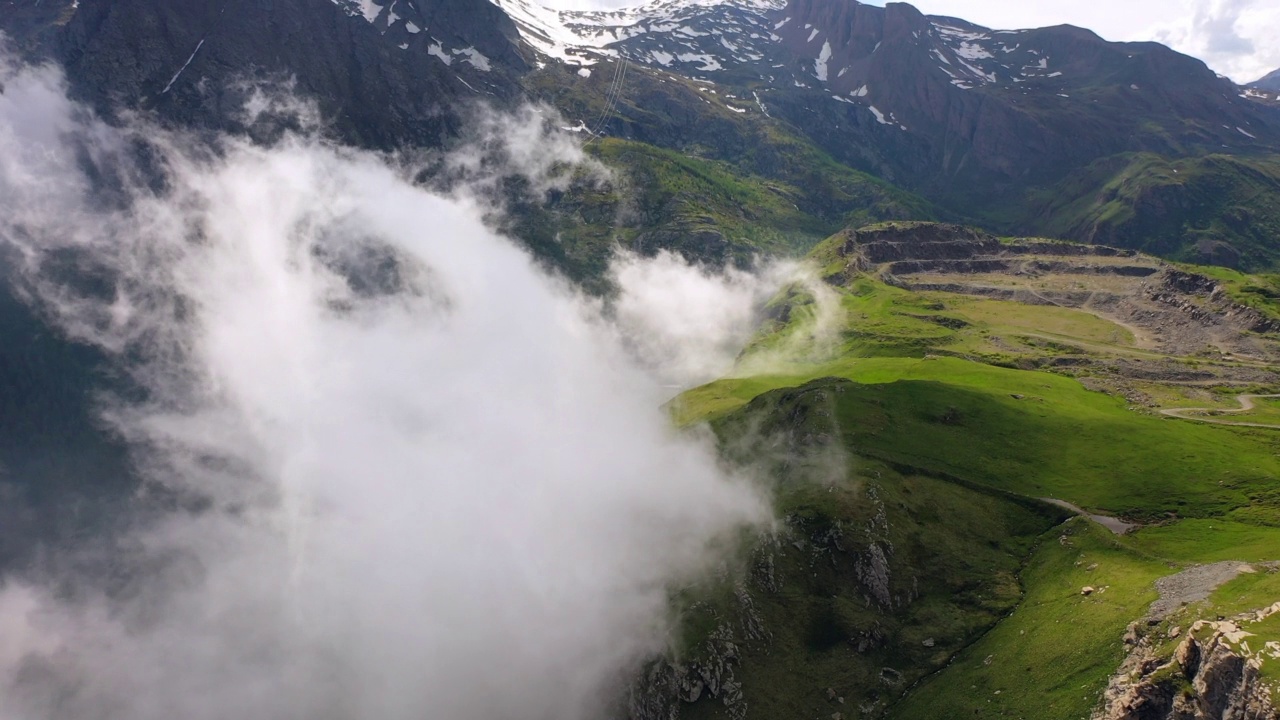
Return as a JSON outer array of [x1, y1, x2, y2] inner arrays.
[[683, 360, 1280, 519], [516, 64, 942, 285], [502, 136, 937, 286], [658, 234, 1280, 718], [671, 454, 1064, 720], [525, 61, 939, 225], [1186, 262, 1280, 323], [1023, 152, 1280, 270], [890, 520, 1171, 720]]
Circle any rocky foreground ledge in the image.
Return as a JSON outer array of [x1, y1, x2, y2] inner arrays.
[[1096, 602, 1280, 719]]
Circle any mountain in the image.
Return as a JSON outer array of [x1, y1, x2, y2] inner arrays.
[[503, 0, 1280, 266], [492, 0, 788, 68], [4, 0, 529, 148], [1252, 67, 1280, 92], [12, 0, 1280, 167], [7, 0, 1280, 268], [497, 0, 1280, 161], [5, 3, 1280, 719]]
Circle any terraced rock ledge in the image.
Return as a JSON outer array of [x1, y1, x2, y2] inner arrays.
[[817, 222, 1280, 399]]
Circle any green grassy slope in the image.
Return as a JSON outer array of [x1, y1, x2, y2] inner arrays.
[[504, 137, 938, 287], [689, 366, 1280, 519], [526, 62, 940, 229], [517, 64, 944, 285], [890, 521, 1170, 720], [895, 520, 1280, 719], [1024, 152, 1280, 270], [674, 457, 1064, 720], [677, 362, 1280, 717], [1185, 263, 1280, 323], [662, 238, 1280, 718]]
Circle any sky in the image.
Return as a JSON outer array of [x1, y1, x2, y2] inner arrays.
[[541, 0, 1280, 84]]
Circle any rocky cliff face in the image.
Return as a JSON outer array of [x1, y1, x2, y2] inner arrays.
[[6, 0, 529, 149], [834, 222, 1005, 264], [1096, 613, 1280, 720]]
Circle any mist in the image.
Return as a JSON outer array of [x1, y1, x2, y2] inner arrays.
[[0, 52, 779, 720], [610, 250, 803, 387]]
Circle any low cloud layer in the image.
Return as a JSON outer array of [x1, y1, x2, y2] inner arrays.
[[609, 251, 845, 389], [0, 53, 774, 720], [610, 250, 799, 387]]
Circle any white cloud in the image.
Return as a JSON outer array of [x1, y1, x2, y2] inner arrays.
[[1151, 0, 1280, 82], [0, 54, 770, 720], [610, 250, 800, 388]]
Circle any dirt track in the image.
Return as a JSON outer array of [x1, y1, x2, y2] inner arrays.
[[1158, 394, 1280, 429], [1042, 498, 1139, 535], [1149, 562, 1259, 619]]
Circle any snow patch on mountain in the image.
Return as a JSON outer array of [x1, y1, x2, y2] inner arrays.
[[955, 42, 992, 61], [933, 23, 986, 42], [814, 40, 832, 81], [428, 42, 452, 65], [331, 0, 384, 24], [491, 0, 598, 62], [678, 52, 722, 71], [492, 0, 785, 66], [455, 47, 493, 71]]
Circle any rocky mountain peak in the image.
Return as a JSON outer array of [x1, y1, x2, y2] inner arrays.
[[491, 0, 785, 65]]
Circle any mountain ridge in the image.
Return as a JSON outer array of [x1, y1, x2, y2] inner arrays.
[[1251, 67, 1280, 92], [4, 0, 1280, 267], [509, 0, 1280, 267]]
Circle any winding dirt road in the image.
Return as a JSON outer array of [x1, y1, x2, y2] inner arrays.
[[1042, 498, 1139, 535], [1158, 394, 1280, 429]]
